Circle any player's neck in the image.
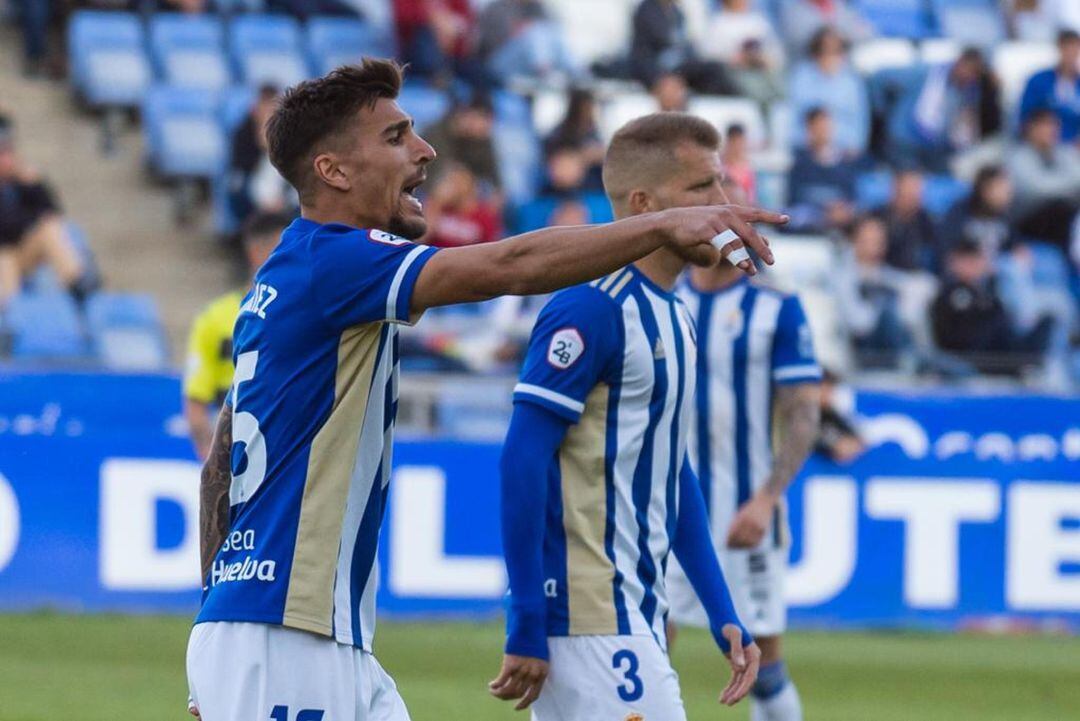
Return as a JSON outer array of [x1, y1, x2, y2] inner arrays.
[[301, 199, 384, 230], [633, 248, 685, 292], [689, 264, 744, 292]]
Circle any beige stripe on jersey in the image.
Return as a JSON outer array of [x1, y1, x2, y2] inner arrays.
[[282, 322, 382, 635], [559, 382, 617, 634]]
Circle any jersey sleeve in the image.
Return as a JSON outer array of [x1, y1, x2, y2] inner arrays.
[[512, 286, 622, 423], [771, 295, 822, 385], [183, 311, 220, 404], [308, 225, 439, 330]]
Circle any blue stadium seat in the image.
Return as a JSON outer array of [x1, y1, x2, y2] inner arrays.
[[512, 192, 611, 234], [149, 14, 231, 91], [306, 17, 393, 76], [85, 293, 169, 370], [856, 0, 935, 39], [855, 171, 970, 217], [229, 14, 309, 88], [931, 0, 1005, 48], [68, 11, 152, 107], [7, 292, 89, 362], [491, 90, 532, 128], [397, 84, 451, 130], [142, 86, 227, 178]]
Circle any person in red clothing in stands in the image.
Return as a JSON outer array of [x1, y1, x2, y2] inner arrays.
[[722, 123, 757, 204], [423, 162, 503, 248], [394, 0, 475, 82]]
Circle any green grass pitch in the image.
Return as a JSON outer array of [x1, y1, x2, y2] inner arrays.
[[0, 613, 1077, 720]]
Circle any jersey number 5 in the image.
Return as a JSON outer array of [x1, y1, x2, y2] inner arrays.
[[230, 350, 267, 506]]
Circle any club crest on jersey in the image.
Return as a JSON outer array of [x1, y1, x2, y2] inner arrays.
[[547, 328, 584, 369], [368, 229, 411, 246]]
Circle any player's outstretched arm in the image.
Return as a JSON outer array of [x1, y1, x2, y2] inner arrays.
[[728, 381, 821, 548], [411, 205, 788, 312], [489, 402, 569, 711], [672, 459, 760, 706], [199, 405, 233, 581]]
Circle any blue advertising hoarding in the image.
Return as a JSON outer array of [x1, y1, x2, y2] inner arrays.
[[0, 371, 1077, 631]]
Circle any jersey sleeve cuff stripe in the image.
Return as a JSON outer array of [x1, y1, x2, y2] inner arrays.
[[513, 383, 585, 414], [386, 245, 434, 322], [773, 364, 823, 382]]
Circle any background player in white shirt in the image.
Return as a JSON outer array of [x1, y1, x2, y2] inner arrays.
[[493, 113, 781, 720], [189, 59, 789, 721], [668, 182, 823, 721]]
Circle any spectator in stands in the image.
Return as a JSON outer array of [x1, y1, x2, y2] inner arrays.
[[837, 215, 918, 369], [779, 0, 873, 58], [1019, 29, 1080, 143], [629, 0, 736, 96], [543, 89, 605, 192], [789, 27, 869, 155], [787, 106, 862, 233], [422, 95, 501, 192], [1007, 107, 1080, 250], [942, 165, 1017, 261], [393, 0, 475, 82], [886, 48, 1003, 173], [0, 116, 92, 310], [699, 1, 785, 107], [931, 238, 1054, 375], [475, 0, 580, 86], [421, 163, 502, 248], [721, 123, 756, 204], [14, 0, 51, 77], [652, 73, 689, 111], [877, 169, 943, 273], [815, 369, 866, 463], [183, 212, 288, 461], [1008, 0, 1080, 41], [228, 86, 298, 227]]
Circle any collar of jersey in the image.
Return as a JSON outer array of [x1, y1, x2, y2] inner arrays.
[[627, 263, 678, 300]]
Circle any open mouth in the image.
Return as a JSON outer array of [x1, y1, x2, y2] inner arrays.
[[402, 175, 425, 201]]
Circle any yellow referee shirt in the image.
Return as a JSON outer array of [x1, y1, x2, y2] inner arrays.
[[184, 290, 244, 406]]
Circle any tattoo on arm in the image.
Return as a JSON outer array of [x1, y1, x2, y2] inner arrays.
[[200, 405, 233, 581], [765, 382, 821, 498]]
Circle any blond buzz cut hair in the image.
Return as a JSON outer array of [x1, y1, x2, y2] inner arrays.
[[602, 112, 721, 212]]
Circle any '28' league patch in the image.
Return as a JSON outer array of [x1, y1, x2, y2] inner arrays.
[[547, 328, 585, 369]]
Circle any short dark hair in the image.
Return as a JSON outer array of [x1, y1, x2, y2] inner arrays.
[[1058, 28, 1080, 45], [265, 59, 404, 200], [242, 211, 292, 245], [1025, 106, 1058, 126], [804, 106, 829, 126], [603, 112, 720, 206], [726, 122, 746, 139]]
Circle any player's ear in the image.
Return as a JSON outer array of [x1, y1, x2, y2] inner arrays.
[[628, 189, 654, 215], [312, 153, 351, 192]]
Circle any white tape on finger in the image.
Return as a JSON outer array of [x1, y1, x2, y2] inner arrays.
[[710, 229, 751, 266]]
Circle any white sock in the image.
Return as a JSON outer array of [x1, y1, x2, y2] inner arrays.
[[751, 681, 802, 721]]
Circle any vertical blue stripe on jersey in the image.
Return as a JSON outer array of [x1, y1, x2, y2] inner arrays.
[[603, 377, 631, 635], [693, 292, 715, 517], [348, 325, 390, 646], [663, 302, 687, 568], [766, 316, 780, 549], [547, 462, 570, 635], [733, 287, 757, 507], [629, 291, 665, 637]]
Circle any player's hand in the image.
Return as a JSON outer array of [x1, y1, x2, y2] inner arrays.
[[658, 205, 787, 275], [719, 625, 760, 706], [489, 653, 550, 711], [726, 489, 776, 549], [187, 697, 200, 718]]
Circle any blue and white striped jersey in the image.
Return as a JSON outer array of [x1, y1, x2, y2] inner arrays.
[[195, 217, 438, 651], [512, 265, 696, 644], [679, 278, 821, 549]]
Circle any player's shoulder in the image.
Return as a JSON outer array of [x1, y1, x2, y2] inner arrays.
[[543, 277, 626, 321]]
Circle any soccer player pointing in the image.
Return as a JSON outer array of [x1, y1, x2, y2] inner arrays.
[[189, 61, 785, 721], [493, 113, 762, 720]]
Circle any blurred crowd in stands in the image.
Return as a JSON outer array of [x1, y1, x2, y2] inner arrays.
[[5, 0, 1080, 391]]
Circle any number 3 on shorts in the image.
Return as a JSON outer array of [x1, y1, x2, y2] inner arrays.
[[612, 649, 644, 702]]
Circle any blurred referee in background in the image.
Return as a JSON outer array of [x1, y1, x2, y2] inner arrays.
[[183, 211, 289, 460]]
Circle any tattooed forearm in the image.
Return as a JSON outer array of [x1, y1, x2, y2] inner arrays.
[[200, 405, 233, 580], [764, 382, 821, 498]]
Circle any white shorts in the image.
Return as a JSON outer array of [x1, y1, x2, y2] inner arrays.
[[186, 621, 409, 721], [667, 545, 788, 637], [531, 635, 687, 721]]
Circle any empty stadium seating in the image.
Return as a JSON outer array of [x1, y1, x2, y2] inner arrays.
[[149, 14, 231, 91], [68, 12, 152, 108], [228, 14, 308, 88], [142, 86, 227, 179]]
